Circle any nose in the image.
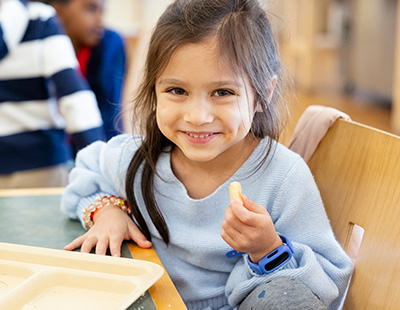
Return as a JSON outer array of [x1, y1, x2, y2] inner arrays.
[[183, 96, 214, 125], [95, 5, 104, 28], [96, 11, 104, 28]]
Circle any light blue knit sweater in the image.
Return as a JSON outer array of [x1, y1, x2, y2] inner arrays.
[[61, 134, 353, 310]]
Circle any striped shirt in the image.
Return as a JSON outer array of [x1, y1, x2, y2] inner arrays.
[[0, 0, 105, 174]]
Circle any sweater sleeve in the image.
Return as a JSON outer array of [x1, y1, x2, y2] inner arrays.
[[40, 10, 105, 150], [60, 134, 135, 227], [225, 157, 353, 310]]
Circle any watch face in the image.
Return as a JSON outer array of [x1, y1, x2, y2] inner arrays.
[[245, 234, 294, 274], [264, 252, 290, 272]]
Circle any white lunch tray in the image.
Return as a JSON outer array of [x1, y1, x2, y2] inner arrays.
[[0, 242, 164, 310]]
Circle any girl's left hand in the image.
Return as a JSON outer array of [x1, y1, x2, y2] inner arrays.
[[221, 195, 282, 263], [64, 206, 152, 257]]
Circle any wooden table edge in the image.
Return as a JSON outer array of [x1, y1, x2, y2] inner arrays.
[[0, 187, 65, 197], [127, 242, 187, 310]]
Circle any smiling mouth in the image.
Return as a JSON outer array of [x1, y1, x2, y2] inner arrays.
[[183, 131, 219, 143], [186, 132, 213, 138]]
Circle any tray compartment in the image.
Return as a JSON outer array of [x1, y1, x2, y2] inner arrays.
[[0, 243, 164, 310], [0, 262, 35, 297], [0, 269, 142, 310]]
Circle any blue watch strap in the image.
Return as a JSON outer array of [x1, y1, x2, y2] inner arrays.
[[226, 249, 245, 258], [246, 234, 294, 275]]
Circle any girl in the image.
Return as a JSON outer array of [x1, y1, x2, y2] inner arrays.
[[61, 0, 353, 309]]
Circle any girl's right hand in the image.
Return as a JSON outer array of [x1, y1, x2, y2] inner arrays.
[[64, 206, 152, 257]]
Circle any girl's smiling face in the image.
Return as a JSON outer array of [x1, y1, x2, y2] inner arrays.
[[155, 37, 258, 164]]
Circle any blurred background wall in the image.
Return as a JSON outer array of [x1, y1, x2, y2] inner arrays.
[[276, 0, 397, 102]]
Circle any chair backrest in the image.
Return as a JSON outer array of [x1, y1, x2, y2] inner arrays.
[[307, 118, 400, 310]]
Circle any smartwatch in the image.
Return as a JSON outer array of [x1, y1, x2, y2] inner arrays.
[[246, 234, 294, 275]]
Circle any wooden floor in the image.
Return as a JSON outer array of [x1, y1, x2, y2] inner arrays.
[[280, 89, 393, 146], [280, 47, 394, 146]]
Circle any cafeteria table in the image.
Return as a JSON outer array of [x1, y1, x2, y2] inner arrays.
[[0, 187, 187, 310]]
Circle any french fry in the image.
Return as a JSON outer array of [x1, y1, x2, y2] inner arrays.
[[229, 181, 243, 204]]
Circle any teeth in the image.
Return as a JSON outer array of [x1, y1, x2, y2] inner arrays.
[[188, 133, 211, 138]]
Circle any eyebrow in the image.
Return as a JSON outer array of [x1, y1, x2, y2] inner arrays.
[[158, 78, 183, 86], [209, 81, 244, 89], [158, 78, 244, 89]]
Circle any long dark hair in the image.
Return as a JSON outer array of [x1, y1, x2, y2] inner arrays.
[[126, 0, 287, 244]]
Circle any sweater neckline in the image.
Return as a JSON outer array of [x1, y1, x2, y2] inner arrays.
[[156, 137, 275, 201]]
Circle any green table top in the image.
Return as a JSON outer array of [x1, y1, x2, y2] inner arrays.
[[0, 194, 157, 310]]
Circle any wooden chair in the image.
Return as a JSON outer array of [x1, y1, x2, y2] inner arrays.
[[306, 118, 400, 309]]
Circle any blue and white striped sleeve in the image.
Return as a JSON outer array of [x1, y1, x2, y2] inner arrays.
[[37, 5, 105, 147]]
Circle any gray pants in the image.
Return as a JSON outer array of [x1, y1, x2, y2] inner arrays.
[[238, 277, 327, 310]]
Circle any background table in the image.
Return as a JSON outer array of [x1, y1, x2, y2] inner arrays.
[[0, 188, 187, 310]]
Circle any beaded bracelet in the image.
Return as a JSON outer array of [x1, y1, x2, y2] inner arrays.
[[82, 195, 131, 228]]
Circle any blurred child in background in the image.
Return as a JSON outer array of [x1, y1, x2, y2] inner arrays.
[[0, 0, 105, 188], [46, 0, 127, 140]]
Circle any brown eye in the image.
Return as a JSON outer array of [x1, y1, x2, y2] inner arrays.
[[167, 88, 188, 96], [85, 3, 98, 13], [213, 89, 234, 97]]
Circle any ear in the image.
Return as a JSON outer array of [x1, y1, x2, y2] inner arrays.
[[255, 75, 278, 112]]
